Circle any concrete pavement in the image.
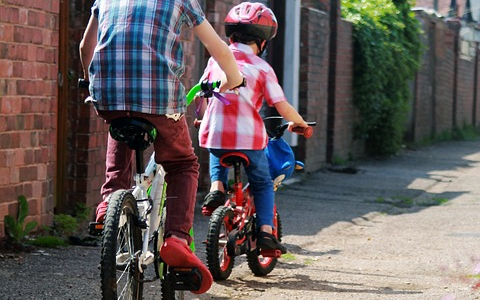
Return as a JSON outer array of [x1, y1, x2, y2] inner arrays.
[[192, 139, 480, 299], [0, 139, 479, 300]]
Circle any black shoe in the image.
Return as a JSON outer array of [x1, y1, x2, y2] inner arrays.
[[201, 190, 226, 216], [256, 231, 287, 254], [202, 190, 225, 209]]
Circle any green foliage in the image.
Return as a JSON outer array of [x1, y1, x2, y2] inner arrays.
[[28, 235, 68, 248], [452, 124, 480, 141], [52, 214, 78, 237], [342, 0, 423, 155], [407, 125, 479, 149], [4, 195, 38, 244], [332, 155, 348, 166], [73, 203, 91, 222]]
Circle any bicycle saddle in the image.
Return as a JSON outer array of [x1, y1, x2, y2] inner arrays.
[[109, 117, 157, 151], [220, 152, 250, 168]]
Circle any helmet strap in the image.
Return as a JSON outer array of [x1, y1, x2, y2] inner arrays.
[[257, 40, 268, 56]]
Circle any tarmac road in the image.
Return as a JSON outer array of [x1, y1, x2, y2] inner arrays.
[[1, 139, 480, 300]]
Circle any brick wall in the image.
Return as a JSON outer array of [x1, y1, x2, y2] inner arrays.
[[61, 0, 105, 216], [0, 0, 60, 235], [456, 51, 476, 126], [475, 47, 480, 127], [410, 11, 480, 142], [298, 7, 329, 171], [332, 19, 362, 161], [434, 20, 456, 135], [415, 0, 465, 17]]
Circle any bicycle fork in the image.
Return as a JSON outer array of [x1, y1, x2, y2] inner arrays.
[[133, 161, 167, 273]]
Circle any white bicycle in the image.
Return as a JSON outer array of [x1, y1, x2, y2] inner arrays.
[[81, 79, 198, 300]]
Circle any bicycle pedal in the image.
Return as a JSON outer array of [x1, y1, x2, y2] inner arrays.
[[167, 267, 202, 291], [88, 222, 103, 236], [260, 249, 282, 258]]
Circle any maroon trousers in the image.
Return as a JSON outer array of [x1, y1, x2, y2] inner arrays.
[[97, 110, 199, 244]]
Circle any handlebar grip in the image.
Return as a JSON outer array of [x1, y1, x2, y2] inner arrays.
[[193, 119, 202, 128], [292, 126, 313, 138], [78, 79, 90, 89]]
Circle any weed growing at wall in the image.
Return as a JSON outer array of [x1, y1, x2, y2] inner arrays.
[[342, 0, 423, 155], [4, 195, 37, 247]]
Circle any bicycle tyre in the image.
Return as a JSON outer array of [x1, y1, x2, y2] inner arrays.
[[100, 190, 143, 300], [246, 212, 283, 276], [205, 206, 235, 281]]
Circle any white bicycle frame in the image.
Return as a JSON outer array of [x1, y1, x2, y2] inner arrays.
[[130, 153, 167, 272]]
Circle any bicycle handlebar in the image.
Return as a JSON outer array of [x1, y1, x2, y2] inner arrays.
[[79, 78, 208, 108], [276, 122, 316, 139], [185, 79, 246, 107], [78, 78, 89, 89], [291, 124, 316, 138], [79, 79, 315, 138], [186, 80, 221, 106]]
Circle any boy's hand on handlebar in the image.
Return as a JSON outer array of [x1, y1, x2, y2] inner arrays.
[[287, 121, 308, 132], [219, 72, 245, 93], [288, 121, 316, 138]]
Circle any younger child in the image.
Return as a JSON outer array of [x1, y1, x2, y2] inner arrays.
[[197, 2, 308, 253]]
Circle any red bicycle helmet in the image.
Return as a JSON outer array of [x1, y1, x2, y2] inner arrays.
[[225, 2, 278, 41]]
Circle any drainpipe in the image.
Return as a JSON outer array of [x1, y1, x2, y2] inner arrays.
[[283, 0, 301, 147], [473, 42, 479, 125], [449, 0, 458, 18], [452, 22, 459, 128], [326, 0, 338, 163]]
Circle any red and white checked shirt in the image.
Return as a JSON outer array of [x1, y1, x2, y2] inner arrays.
[[198, 43, 287, 150]]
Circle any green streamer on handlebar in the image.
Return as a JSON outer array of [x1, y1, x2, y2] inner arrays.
[[186, 83, 202, 106], [186, 81, 230, 117]]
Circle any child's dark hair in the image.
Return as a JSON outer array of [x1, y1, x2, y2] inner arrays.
[[230, 32, 264, 46]]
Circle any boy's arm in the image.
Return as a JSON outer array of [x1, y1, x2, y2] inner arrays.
[[193, 20, 243, 92], [274, 101, 308, 129], [79, 14, 98, 80]]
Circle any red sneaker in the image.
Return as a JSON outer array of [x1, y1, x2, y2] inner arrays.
[[95, 200, 108, 223], [160, 237, 213, 294]]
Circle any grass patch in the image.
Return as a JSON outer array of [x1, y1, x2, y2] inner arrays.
[[28, 236, 68, 248], [281, 252, 296, 261]]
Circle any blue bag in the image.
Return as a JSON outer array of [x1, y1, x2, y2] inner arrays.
[[265, 137, 296, 182]]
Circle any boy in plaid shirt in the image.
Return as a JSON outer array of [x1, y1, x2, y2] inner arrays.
[[80, 0, 244, 294]]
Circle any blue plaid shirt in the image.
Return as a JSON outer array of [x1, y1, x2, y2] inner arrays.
[[88, 0, 205, 115]]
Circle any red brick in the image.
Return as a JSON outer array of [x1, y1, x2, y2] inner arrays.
[[0, 24, 14, 42], [0, 96, 21, 114], [19, 166, 38, 182], [0, 203, 9, 221], [28, 197, 40, 215]]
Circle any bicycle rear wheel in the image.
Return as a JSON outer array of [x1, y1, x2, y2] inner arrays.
[[101, 190, 143, 300], [205, 206, 235, 281], [246, 212, 282, 276]]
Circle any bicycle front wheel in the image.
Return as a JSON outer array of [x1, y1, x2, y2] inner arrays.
[[206, 206, 235, 281], [246, 211, 282, 276], [101, 190, 143, 300]]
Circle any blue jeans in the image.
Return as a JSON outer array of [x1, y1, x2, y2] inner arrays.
[[209, 149, 274, 228]]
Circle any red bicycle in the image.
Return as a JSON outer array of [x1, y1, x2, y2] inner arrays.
[[186, 81, 315, 280]]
